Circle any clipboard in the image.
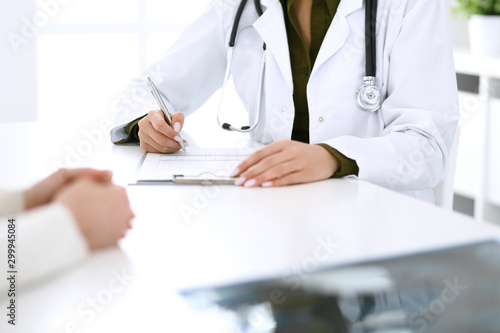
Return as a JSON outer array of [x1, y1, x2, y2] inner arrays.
[[136, 148, 255, 183], [173, 173, 236, 185]]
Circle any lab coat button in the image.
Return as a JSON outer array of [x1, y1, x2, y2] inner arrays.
[[281, 106, 287, 113], [319, 117, 324, 122]]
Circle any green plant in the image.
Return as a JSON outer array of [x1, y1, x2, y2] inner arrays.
[[454, 0, 500, 17]]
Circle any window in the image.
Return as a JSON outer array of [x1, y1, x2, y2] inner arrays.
[[37, 0, 211, 128], [2, 0, 249, 152]]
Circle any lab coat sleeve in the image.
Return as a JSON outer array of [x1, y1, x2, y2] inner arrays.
[[323, 0, 459, 194], [114, 0, 228, 127], [0, 193, 90, 292]]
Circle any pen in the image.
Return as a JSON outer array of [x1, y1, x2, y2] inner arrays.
[[147, 76, 186, 152]]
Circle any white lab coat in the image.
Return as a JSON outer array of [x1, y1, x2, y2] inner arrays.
[[116, 0, 459, 203]]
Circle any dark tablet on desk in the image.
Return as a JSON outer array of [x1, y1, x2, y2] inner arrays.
[[182, 240, 500, 333]]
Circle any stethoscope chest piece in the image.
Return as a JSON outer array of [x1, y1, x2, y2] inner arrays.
[[356, 76, 382, 112]]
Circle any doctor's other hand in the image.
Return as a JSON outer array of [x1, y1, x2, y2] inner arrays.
[[233, 140, 340, 188], [138, 110, 188, 153], [25, 168, 113, 211], [55, 179, 134, 250]]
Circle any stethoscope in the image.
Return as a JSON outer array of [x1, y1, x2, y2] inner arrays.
[[217, 0, 382, 133]]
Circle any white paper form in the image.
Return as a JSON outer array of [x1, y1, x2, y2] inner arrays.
[[137, 148, 255, 181]]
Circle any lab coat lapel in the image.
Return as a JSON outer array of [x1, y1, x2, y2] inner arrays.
[[313, 0, 364, 74], [253, 0, 293, 92]]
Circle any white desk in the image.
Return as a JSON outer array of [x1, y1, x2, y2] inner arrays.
[[2, 122, 500, 332]]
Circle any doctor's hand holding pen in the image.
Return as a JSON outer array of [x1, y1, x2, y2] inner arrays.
[[138, 77, 189, 153], [137, 110, 189, 153]]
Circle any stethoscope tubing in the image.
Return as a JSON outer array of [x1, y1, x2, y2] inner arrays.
[[219, 0, 382, 132], [365, 0, 377, 78]]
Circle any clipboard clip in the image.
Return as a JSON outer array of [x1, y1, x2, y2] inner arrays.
[[173, 173, 236, 185]]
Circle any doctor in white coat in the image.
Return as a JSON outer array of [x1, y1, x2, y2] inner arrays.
[[113, 0, 459, 203]]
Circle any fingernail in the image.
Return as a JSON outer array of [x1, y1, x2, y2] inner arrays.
[[230, 168, 240, 177], [234, 177, 246, 186], [174, 136, 182, 142], [184, 141, 189, 147], [244, 179, 257, 188], [262, 181, 273, 188], [174, 122, 181, 132]]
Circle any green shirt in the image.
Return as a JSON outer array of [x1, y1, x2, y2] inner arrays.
[[280, 0, 358, 178], [112, 0, 359, 177]]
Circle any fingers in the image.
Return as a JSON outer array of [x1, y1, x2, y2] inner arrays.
[[237, 160, 301, 188], [236, 151, 296, 186], [91, 170, 113, 183], [262, 171, 304, 188], [109, 185, 134, 240], [63, 168, 113, 184], [138, 110, 187, 153], [62, 180, 135, 250], [139, 127, 181, 153], [148, 110, 177, 137], [55, 168, 112, 183], [139, 111, 175, 141], [139, 140, 162, 153], [233, 140, 339, 188], [233, 140, 288, 176], [116, 185, 134, 219], [171, 112, 185, 133]]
